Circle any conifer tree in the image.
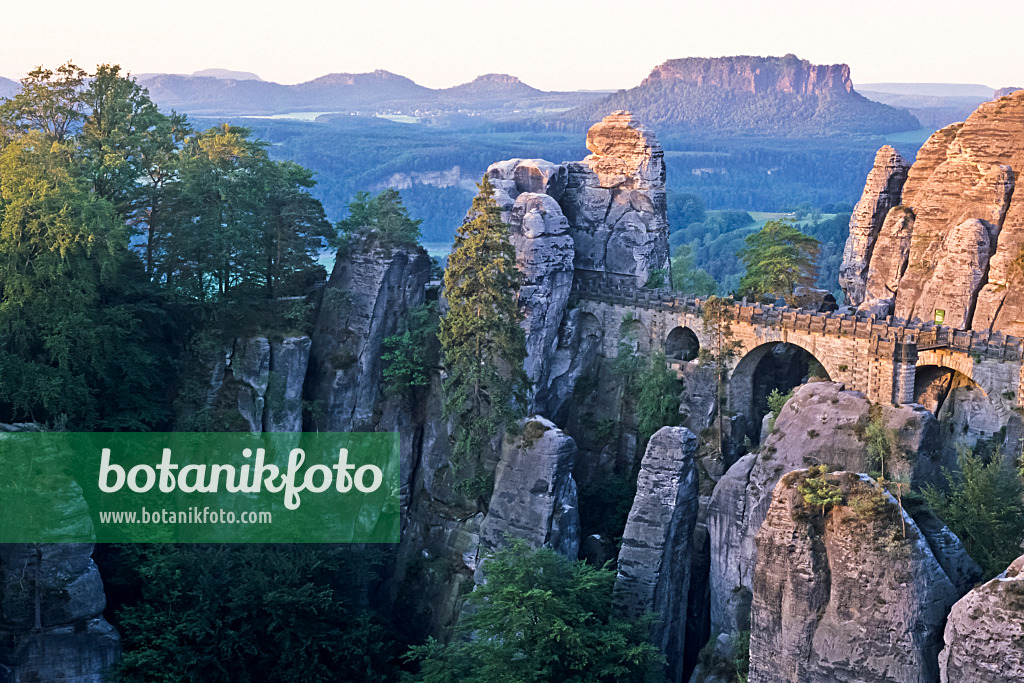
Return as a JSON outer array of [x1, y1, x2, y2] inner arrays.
[[439, 176, 527, 495]]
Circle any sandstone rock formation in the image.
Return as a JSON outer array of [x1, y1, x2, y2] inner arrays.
[[748, 470, 962, 683], [508, 192, 575, 412], [199, 334, 311, 433], [839, 146, 910, 306], [613, 426, 699, 683], [641, 55, 853, 96], [562, 112, 670, 286], [707, 381, 960, 637], [307, 242, 431, 430], [478, 417, 581, 561], [939, 553, 1024, 682], [841, 90, 1024, 334]]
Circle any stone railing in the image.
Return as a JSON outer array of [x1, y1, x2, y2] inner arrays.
[[571, 270, 1024, 361]]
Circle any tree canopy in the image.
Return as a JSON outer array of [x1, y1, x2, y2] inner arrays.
[[404, 540, 661, 683], [736, 219, 820, 303], [438, 175, 528, 498]]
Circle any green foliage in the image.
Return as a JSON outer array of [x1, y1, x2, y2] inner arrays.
[[694, 630, 749, 683], [336, 188, 422, 250], [670, 244, 718, 295], [632, 351, 683, 442], [737, 220, 821, 302], [403, 540, 661, 683], [382, 303, 439, 399], [439, 176, 528, 497], [865, 407, 901, 479], [766, 388, 794, 431], [799, 465, 844, 516], [699, 296, 743, 455], [113, 545, 398, 683], [643, 268, 667, 289], [923, 445, 1024, 579]]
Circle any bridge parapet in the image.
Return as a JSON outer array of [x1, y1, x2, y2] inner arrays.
[[571, 270, 1024, 362]]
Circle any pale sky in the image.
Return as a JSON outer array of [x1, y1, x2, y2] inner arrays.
[[2, 0, 1020, 91]]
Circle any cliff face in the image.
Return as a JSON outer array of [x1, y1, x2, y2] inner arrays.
[[642, 55, 853, 97], [749, 470, 963, 683], [613, 427, 699, 683], [841, 90, 1024, 333], [0, 426, 120, 682], [306, 242, 432, 431], [840, 146, 911, 306]]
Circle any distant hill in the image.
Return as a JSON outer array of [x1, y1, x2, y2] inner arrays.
[[191, 68, 263, 81], [560, 55, 921, 136], [0, 77, 19, 99], [995, 86, 1023, 99], [135, 70, 603, 117]]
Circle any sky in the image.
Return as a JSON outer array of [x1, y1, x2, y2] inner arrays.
[[1, 0, 1020, 91]]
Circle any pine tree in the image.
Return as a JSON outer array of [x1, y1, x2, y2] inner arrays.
[[737, 219, 820, 303], [439, 176, 527, 497]]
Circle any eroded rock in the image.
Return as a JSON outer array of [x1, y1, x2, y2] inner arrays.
[[613, 426, 699, 683], [749, 470, 961, 683], [939, 553, 1024, 682]]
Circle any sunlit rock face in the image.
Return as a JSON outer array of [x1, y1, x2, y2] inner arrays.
[[841, 90, 1024, 332], [562, 111, 671, 286], [840, 145, 910, 306]]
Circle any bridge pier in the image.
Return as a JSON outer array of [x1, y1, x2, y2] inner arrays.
[[892, 343, 918, 405]]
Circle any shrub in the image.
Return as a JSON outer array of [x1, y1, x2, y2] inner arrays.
[[923, 445, 1024, 579]]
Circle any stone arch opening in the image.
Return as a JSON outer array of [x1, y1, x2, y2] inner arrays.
[[730, 341, 832, 443], [665, 326, 700, 362], [618, 317, 650, 353], [914, 365, 1004, 451]]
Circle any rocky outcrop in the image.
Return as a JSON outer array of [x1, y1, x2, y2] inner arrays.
[[839, 146, 910, 306], [201, 334, 310, 433], [748, 470, 962, 683], [561, 112, 670, 286], [707, 381, 957, 637], [842, 90, 1024, 332], [939, 553, 1024, 682], [507, 191, 575, 413], [0, 426, 120, 681], [478, 417, 581, 561], [307, 242, 432, 431], [613, 427, 699, 683]]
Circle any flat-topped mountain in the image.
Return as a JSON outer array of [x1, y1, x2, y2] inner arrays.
[[563, 54, 920, 136]]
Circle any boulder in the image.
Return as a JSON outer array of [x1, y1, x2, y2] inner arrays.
[[939, 553, 1024, 682], [613, 426, 699, 683], [749, 470, 962, 683]]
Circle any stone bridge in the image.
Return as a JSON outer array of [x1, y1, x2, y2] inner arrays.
[[570, 272, 1024, 433]]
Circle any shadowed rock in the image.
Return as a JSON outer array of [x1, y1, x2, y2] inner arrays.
[[613, 426, 699, 683]]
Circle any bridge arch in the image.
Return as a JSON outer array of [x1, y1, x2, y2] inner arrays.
[[665, 325, 700, 362], [619, 317, 650, 353], [914, 355, 1008, 450], [729, 340, 833, 442]]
